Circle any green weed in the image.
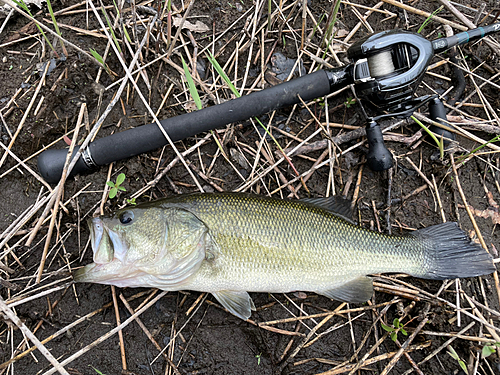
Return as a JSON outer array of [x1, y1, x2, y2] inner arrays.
[[447, 345, 468, 374], [417, 6, 444, 34], [411, 115, 444, 160], [89, 365, 106, 375], [381, 318, 408, 343], [255, 353, 262, 365], [481, 342, 500, 358], [12, 0, 58, 57], [107, 173, 126, 199], [345, 97, 355, 108], [457, 134, 500, 163], [321, 0, 341, 54], [45, 0, 67, 56], [182, 56, 202, 110], [101, 5, 122, 54]]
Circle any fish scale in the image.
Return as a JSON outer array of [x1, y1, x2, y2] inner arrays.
[[74, 192, 495, 320]]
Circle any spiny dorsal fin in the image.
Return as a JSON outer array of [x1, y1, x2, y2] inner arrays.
[[318, 276, 373, 303], [212, 290, 256, 320], [300, 196, 354, 224]]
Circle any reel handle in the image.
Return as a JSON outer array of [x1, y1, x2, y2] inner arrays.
[[366, 120, 393, 171]]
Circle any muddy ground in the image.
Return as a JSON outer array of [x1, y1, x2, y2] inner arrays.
[[1, 0, 500, 374]]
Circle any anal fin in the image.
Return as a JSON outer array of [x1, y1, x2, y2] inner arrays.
[[212, 290, 255, 320], [318, 276, 373, 303]]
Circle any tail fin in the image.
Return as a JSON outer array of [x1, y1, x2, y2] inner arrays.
[[414, 222, 495, 280]]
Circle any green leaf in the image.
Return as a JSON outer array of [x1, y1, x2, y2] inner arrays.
[[400, 328, 408, 336], [89, 365, 106, 375], [109, 187, 118, 199], [458, 360, 468, 374], [123, 25, 132, 43], [181, 56, 202, 110], [206, 52, 240, 98], [390, 332, 397, 342], [381, 323, 394, 333], [393, 318, 400, 328], [417, 6, 443, 34], [13, 0, 29, 12], [106, 181, 115, 187], [118, 186, 126, 192], [482, 345, 496, 358], [101, 5, 122, 54], [447, 346, 459, 360], [411, 115, 444, 159], [90, 49, 105, 65], [116, 173, 126, 186]]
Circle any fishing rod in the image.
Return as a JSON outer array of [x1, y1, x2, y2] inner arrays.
[[38, 22, 500, 183]]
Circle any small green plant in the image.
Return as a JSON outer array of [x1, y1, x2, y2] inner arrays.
[[255, 352, 262, 365], [381, 318, 408, 342], [345, 97, 355, 108], [126, 198, 136, 205], [45, 0, 67, 56], [447, 345, 468, 374], [166, 0, 172, 47], [12, 0, 58, 57], [89, 48, 111, 75], [89, 365, 106, 375], [411, 115, 444, 160], [482, 342, 500, 358], [182, 56, 202, 110], [418, 6, 444, 34], [107, 173, 126, 199], [457, 134, 500, 163], [322, 0, 341, 49], [101, 5, 122, 54]]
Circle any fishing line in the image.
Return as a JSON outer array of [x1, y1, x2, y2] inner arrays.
[[367, 50, 396, 77]]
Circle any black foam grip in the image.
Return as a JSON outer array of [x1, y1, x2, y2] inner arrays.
[[38, 70, 332, 184], [90, 70, 331, 165], [37, 147, 89, 184]]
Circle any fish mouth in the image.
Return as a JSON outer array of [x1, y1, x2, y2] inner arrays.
[[73, 217, 126, 283], [89, 217, 114, 264]]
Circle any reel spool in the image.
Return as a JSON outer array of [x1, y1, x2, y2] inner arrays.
[[366, 50, 396, 78], [347, 30, 434, 112]]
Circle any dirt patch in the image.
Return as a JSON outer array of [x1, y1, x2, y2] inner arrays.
[[1, 0, 500, 374]]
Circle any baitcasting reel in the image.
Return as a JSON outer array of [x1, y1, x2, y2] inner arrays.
[[342, 23, 500, 170], [348, 30, 433, 113]]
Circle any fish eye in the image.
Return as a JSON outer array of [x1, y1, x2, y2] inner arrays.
[[119, 211, 134, 225]]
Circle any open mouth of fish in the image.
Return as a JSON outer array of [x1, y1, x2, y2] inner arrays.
[[73, 217, 127, 283]]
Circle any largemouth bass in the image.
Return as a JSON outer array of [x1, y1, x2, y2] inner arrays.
[[74, 193, 495, 320]]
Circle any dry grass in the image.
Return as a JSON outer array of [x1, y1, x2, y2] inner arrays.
[[1, 0, 500, 374]]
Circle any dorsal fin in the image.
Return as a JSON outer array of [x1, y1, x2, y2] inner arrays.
[[300, 196, 354, 223]]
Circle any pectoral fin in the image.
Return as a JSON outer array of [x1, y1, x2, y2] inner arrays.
[[318, 276, 373, 303], [212, 290, 256, 320]]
